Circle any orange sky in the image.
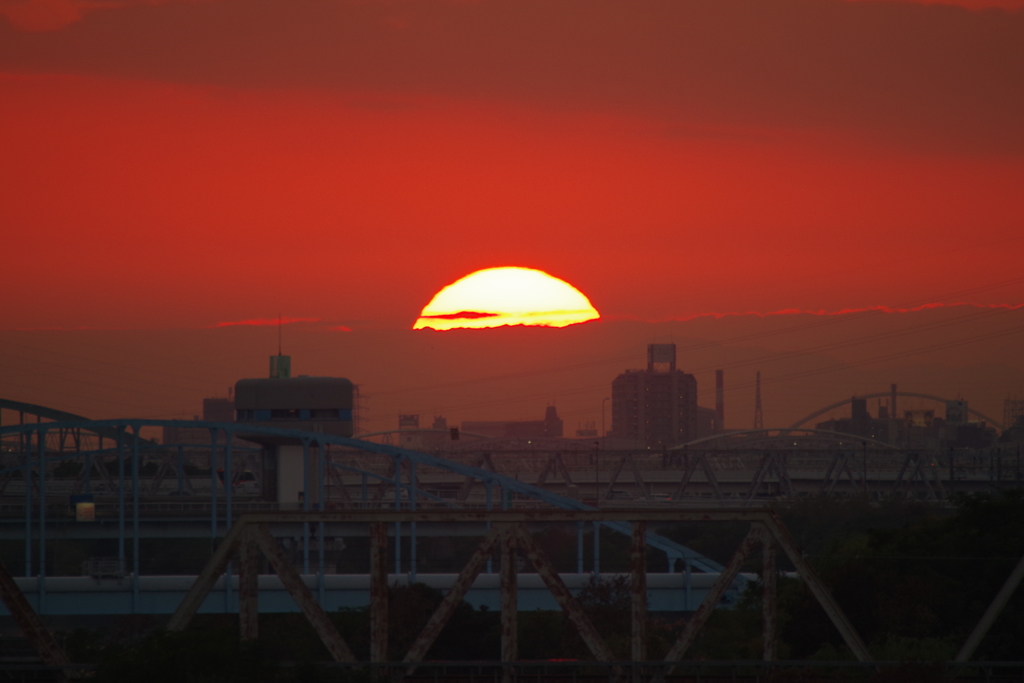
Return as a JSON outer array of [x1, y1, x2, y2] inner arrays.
[[1, 0, 1022, 426], [2, 0, 1023, 332]]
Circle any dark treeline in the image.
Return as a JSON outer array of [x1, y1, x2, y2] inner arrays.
[[53, 492, 1024, 681]]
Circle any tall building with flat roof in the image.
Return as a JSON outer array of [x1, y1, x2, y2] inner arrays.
[[610, 344, 697, 447], [234, 356, 354, 505], [162, 395, 237, 448], [202, 397, 235, 422], [234, 374, 353, 436]]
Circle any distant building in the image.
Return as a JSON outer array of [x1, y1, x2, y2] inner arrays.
[[999, 413, 1024, 444], [463, 406, 563, 439], [945, 400, 969, 427], [816, 397, 891, 443], [235, 374, 353, 436], [609, 344, 698, 447], [162, 392, 237, 447], [234, 355, 354, 505], [396, 414, 453, 450], [817, 397, 995, 449], [202, 397, 235, 422], [694, 406, 720, 441], [949, 421, 997, 449], [1005, 399, 1024, 431]]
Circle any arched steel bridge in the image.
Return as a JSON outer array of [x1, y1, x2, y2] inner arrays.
[[789, 392, 1004, 430], [673, 428, 899, 451], [0, 398, 161, 445]]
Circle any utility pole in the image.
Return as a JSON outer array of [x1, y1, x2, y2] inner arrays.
[[754, 371, 764, 430]]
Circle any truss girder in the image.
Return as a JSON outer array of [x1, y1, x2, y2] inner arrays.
[[0, 420, 725, 573]]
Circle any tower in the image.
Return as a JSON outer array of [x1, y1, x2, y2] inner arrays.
[[235, 356, 354, 504], [753, 371, 763, 430], [610, 344, 698, 446]]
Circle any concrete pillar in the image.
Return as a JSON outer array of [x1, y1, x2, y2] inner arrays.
[[275, 444, 320, 508]]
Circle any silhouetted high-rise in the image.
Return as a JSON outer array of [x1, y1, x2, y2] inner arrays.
[[610, 344, 697, 447]]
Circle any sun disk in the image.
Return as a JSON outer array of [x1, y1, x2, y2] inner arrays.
[[414, 267, 600, 330]]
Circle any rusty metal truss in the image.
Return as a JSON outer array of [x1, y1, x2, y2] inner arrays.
[[2, 508, 1024, 680], [159, 509, 868, 683]]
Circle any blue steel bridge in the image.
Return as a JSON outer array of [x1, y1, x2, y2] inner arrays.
[[0, 409, 738, 619]]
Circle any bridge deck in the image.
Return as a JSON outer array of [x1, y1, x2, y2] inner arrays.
[[6, 571, 737, 616]]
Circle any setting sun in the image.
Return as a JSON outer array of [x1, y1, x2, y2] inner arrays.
[[413, 267, 600, 330]]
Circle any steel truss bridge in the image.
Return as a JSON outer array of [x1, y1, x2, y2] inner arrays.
[[0, 415, 1018, 572], [0, 410, 1023, 680], [0, 508, 1021, 682], [1, 398, 1017, 515], [352, 428, 1019, 504], [0, 417, 746, 619]]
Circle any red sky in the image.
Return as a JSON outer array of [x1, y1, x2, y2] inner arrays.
[[1, 0, 1022, 428]]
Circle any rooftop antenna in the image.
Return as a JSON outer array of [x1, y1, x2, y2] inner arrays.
[[269, 314, 291, 379], [754, 371, 763, 430]]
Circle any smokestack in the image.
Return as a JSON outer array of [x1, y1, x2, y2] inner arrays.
[[715, 370, 725, 432], [891, 383, 898, 420]]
